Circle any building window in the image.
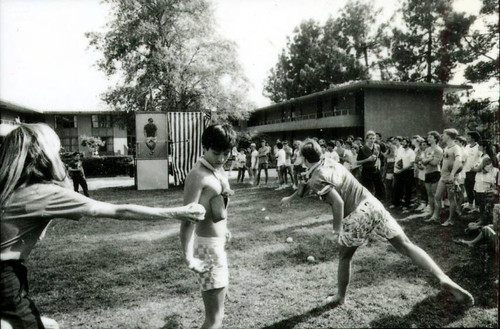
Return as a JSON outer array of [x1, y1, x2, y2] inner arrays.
[[98, 136, 113, 154], [60, 137, 79, 152], [92, 114, 111, 128], [316, 98, 323, 118], [55, 115, 77, 129]]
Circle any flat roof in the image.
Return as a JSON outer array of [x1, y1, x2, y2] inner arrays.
[[254, 80, 472, 112], [43, 110, 117, 115], [0, 100, 44, 114]]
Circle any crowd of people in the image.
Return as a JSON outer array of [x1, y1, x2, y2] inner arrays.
[[231, 129, 499, 230]]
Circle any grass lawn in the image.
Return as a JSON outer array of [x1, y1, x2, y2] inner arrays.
[[28, 179, 498, 328]]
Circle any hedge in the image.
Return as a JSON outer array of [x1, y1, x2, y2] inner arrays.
[[81, 156, 135, 178]]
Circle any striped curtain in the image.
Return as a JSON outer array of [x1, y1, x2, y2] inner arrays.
[[167, 112, 208, 185]]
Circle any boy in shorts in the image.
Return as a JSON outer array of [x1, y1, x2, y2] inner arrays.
[[181, 124, 235, 329], [281, 138, 474, 306], [429, 128, 463, 226]]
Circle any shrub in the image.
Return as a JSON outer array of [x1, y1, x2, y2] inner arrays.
[[81, 156, 135, 178]]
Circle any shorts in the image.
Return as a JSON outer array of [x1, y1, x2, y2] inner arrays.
[[1, 261, 45, 329], [425, 171, 440, 184], [338, 197, 404, 247], [194, 236, 228, 291]]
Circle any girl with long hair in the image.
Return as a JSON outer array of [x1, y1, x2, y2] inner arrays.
[[0, 123, 205, 329]]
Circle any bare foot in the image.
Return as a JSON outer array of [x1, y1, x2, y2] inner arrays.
[[325, 294, 345, 305], [440, 279, 474, 305]]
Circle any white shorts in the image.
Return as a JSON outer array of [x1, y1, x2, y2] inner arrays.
[[194, 236, 228, 291], [339, 197, 404, 247]]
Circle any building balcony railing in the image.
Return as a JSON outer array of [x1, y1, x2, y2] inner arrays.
[[250, 108, 352, 127], [0, 119, 20, 126]]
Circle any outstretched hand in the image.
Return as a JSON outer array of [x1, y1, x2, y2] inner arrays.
[[186, 258, 213, 273], [179, 203, 206, 223]]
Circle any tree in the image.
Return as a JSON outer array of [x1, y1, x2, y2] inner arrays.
[[264, 17, 370, 103], [87, 0, 253, 122], [462, 0, 499, 84], [457, 0, 499, 142], [81, 135, 105, 156], [384, 0, 475, 83]]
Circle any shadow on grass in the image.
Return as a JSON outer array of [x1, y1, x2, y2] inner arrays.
[[261, 300, 341, 329], [369, 292, 472, 328]]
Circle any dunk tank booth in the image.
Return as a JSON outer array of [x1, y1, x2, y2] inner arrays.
[[135, 112, 207, 190]]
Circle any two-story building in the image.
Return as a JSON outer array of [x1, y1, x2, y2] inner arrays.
[[244, 80, 471, 143], [1, 100, 130, 156]]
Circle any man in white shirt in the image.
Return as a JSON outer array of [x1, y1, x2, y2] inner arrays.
[[250, 143, 259, 184], [392, 137, 416, 209], [463, 131, 482, 211], [275, 142, 287, 190]]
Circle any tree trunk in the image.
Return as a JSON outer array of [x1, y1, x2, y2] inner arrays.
[[426, 27, 432, 82]]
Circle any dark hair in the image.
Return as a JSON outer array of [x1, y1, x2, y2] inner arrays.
[[300, 139, 322, 163], [467, 131, 481, 142], [201, 124, 235, 152], [277, 142, 283, 149], [457, 136, 467, 145], [327, 140, 335, 148], [427, 131, 440, 142]]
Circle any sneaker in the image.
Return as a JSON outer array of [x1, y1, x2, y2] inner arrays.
[[469, 207, 479, 213], [441, 220, 454, 227], [415, 203, 426, 212], [424, 217, 439, 223]]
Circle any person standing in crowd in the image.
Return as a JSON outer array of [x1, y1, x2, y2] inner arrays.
[[428, 129, 463, 226], [347, 143, 361, 180], [283, 140, 295, 187], [357, 131, 385, 200], [292, 140, 305, 189], [472, 141, 499, 226], [275, 142, 287, 190], [392, 137, 415, 210], [236, 148, 247, 183], [67, 152, 90, 197], [414, 139, 428, 211], [0, 123, 206, 329], [423, 131, 444, 220], [382, 137, 396, 205], [245, 146, 254, 185], [455, 136, 468, 215], [463, 131, 482, 212], [334, 139, 346, 165], [322, 141, 340, 162], [250, 143, 259, 185], [256, 140, 270, 185]]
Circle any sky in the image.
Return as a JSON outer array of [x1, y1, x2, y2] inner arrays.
[[0, 0, 492, 112]]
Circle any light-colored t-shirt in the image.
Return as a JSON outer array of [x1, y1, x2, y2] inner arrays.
[[276, 149, 286, 167], [1, 183, 93, 261], [322, 150, 340, 162], [474, 156, 499, 193], [293, 149, 303, 166], [251, 150, 259, 168], [463, 144, 482, 172], [424, 145, 443, 173], [307, 158, 370, 217]]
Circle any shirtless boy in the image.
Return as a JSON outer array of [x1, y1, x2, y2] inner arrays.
[[428, 129, 463, 226], [181, 124, 235, 329]]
